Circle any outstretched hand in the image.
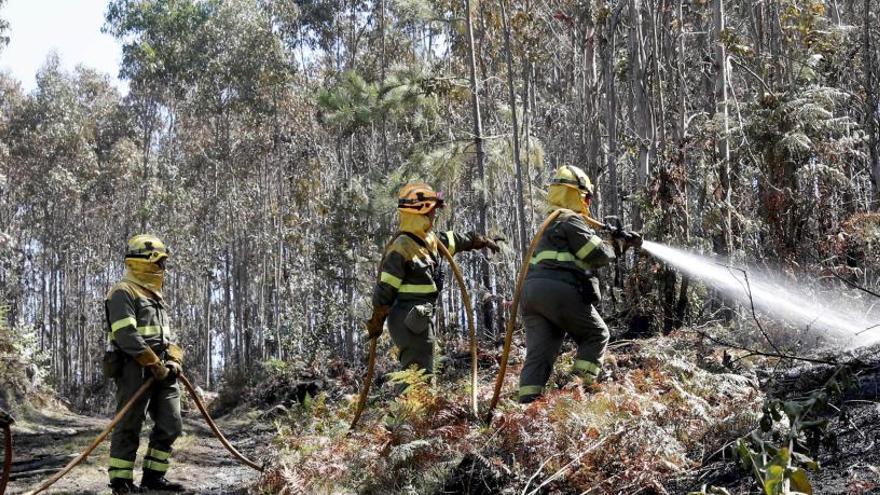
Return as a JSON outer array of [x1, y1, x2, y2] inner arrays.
[[611, 230, 642, 252], [475, 235, 503, 253]]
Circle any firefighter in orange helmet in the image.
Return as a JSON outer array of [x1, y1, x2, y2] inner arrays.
[[366, 182, 500, 375]]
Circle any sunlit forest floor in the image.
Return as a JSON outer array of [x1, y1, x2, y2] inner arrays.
[[6, 406, 267, 494]]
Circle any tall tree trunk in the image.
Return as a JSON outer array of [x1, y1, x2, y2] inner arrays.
[[714, 0, 733, 254], [581, 1, 601, 192], [629, 0, 652, 230], [464, 0, 494, 335], [865, 0, 880, 206], [499, 0, 527, 258], [603, 4, 622, 216], [464, 0, 487, 232]]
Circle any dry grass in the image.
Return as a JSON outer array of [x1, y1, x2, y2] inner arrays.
[[256, 334, 764, 494]]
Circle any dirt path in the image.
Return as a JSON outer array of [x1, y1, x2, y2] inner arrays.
[[5, 406, 267, 495]]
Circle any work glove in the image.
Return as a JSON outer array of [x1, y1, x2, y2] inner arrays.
[[365, 305, 391, 339], [611, 230, 642, 253], [135, 347, 170, 381], [165, 360, 182, 380], [623, 231, 642, 250], [473, 235, 502, 254]]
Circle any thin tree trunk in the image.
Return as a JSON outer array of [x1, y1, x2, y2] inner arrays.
[[603, 5, 622, 216], [629, 0, 652, 230], [499, 0, 527, 258], [865, 0, 880, 206], [464, 0, 487, 234], [714, 0, 733, 254]]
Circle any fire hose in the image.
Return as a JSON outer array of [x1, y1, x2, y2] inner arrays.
[[350, 237, 481, 429], [25, 373, 261, 495], [1, 409, 14, 495], [485, 211, 610, 422], [25, 378, 155, 495], [177, 374, 262, 471], [437, 242, 479, 417]]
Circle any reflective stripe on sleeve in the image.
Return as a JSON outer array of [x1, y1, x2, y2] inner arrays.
[[446, 231, 456, 255], [575, 236, 603, 260], [398, 283, 438, 294], [380, 271, 403, 289], [110, 316, 137, 334], [137, 325, 164, 337]]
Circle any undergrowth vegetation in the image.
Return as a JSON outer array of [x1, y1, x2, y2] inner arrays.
[[0, 305, 49, 414], [256, 334, 764, 494]]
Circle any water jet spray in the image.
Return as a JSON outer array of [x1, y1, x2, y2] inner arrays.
[[640, 241, 880, 349]]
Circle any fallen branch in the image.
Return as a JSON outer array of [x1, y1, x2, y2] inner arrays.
[[720, 264, 784, 357], [687, 328, 837, 366], [525, 434, 612, 495], [829, 270, 880, 300]]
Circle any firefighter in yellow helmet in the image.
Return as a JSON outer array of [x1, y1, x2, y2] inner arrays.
[[366, 182, 501, 375], [103, 235, 185, 494], [517, 165, 640, 403]]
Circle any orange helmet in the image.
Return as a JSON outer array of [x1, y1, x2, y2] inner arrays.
[[397, 182, 445, 214]]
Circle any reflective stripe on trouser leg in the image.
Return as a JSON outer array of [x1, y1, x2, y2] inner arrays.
[[108, 457, 135, 480], [143, 459, 170, 473], [518, 384, 543, 399], [144, 445, 172, 473], [146, 447, 171, 461], [144, 447, 171, 473], [573, 359, 601, 384]]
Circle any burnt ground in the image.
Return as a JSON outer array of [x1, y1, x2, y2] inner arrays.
[[670, 391, 880, 494], [4, 405, 270, 495]]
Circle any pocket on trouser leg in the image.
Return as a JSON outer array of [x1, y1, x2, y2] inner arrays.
[[103, 351, 124, 380], [573, 359, 601, 385], [579, 277, 601, 303], [404, 303, 434, 334]]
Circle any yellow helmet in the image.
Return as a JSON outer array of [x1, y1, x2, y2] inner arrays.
[[549, 165, 593, 196], [125, 234, 169, 264], [397, 182, 445, 215]]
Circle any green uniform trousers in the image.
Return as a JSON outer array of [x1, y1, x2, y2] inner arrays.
[[108, 355, 182, 482], [518, 277, 609, 400], [388, 301, 435, 375]]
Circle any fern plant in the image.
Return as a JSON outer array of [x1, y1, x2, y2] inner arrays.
[[732, 367, 857, 495]]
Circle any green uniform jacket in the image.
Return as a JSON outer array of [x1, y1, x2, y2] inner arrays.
[[105, 280, 173, 356], [372, 230, 479, 307], [527, 209, 616, 296]]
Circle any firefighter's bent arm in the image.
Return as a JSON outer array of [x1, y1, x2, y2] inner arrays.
[[106, 289, 150, 357], [563, 215, 615, 268]]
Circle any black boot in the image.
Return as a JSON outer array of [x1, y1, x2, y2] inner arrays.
[[519, 394, 540, 404], [140, 469, 185, 493], [109, 478, 142, 494]]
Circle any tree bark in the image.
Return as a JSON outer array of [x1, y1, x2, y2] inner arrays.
[[865, 0, 880, 207], [714, 0, 733, 254], [499, 0, 527, 258], [629, 0, 652, 230], [603, 4, 623, 217]]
